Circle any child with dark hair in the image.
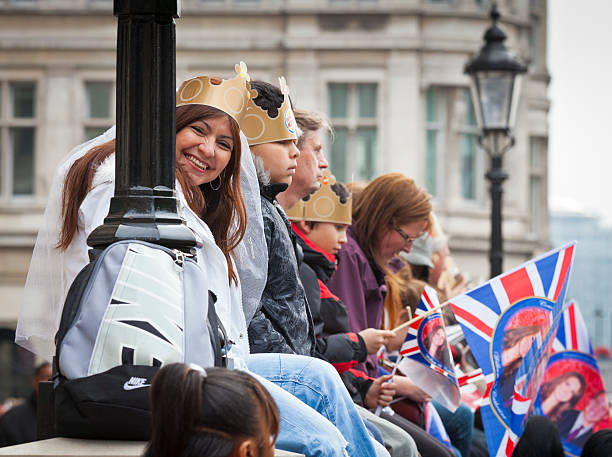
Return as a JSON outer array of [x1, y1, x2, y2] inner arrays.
[[145, 363, 279, 457], [288, 174, 393, 391], [240, 78, 315, 356]]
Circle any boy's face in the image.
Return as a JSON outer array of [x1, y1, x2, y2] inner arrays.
[[307, 222, 348, 256], [250, 140, 300, 185]]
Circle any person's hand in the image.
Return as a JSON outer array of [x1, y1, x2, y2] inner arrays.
[[358, 328, 395, 354], [393, 375, 431, 403], [384, 326, 409, 352], [364, 374, 396, 409], [383, 309, 411, 352]]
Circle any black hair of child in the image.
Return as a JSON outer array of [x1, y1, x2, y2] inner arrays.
[[144, 363, 279, 457], [251, 80, 293, 119]]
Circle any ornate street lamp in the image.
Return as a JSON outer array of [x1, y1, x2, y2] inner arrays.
[[464, 4, 527, 278]]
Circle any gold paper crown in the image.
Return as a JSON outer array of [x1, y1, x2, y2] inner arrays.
[[286, 170, 352, 225], [176, 61, 254, 124], [240, 76, 298, 146]]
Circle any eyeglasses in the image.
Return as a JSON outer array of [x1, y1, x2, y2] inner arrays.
[[393, 224, 424, 245]]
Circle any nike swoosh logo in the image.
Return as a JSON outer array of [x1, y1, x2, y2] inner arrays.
[[123, 382, 151, 391]]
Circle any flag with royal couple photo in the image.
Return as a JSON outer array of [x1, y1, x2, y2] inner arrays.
[[396, 285, 460, 412], [533, 301, 611, 457], [449, 242, 576, 457]]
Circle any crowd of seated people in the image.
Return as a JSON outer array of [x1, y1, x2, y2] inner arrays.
[[15, 66, 612, 457]]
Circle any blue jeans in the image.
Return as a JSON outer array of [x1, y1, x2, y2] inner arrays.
[[432, 401, 474, 457], [245, 353, 389, 457]]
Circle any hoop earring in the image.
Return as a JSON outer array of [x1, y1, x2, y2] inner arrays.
[[209, 175, 222, 191]]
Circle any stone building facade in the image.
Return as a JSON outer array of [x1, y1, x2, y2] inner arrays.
[[0, 0, 549, 394]]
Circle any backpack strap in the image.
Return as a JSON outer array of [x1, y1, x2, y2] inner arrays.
[[207, 291, 228, 368]]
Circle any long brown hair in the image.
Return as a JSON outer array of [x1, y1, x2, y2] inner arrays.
[[58, 104, 246, 285], [145, 363, 279, 457], [540, 371, 586, 422], [352, 173, 432, 270]]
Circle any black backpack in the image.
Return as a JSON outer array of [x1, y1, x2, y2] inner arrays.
[[51, 240, 226, 439]]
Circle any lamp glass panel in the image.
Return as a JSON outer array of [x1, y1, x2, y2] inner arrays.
[[476, 71, 514, 130]]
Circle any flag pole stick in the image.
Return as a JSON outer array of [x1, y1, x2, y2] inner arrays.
[[391, 299, 451, 333], [374, 358, 402, 417], [374, 308, 412, 417]]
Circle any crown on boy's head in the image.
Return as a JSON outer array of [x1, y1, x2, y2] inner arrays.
[[286, 170, 352, 225], [176, 61, 255, 124], [240, 76, 298, 147]]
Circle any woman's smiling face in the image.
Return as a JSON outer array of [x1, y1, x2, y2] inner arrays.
[[553, 376, 582, 403], [175, 115, 234, 186]]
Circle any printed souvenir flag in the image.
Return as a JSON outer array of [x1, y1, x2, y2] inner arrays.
[[457, 368, 485, 412], [534, 301, 611, 457], [509, 302, 561, 433], [397, 285, 460, 411], [424, 401, 454, 452], [449, 242, 576, 457]]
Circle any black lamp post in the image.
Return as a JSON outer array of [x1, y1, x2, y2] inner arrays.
[[464, 4, 527, 278], [87, 0, 196, 251]]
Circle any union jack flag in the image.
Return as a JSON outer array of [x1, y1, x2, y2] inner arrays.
[[534, 301, 611, 457], [553, 300, 592, 354], [449, 242, 576, 457], [397, 285, 460, 411]]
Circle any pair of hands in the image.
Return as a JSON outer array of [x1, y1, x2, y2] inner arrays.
[[364, 374, 432, 409], [358, 321, 430, 409]]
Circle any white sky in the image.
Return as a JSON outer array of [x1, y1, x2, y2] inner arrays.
[[548, 0, 612, 224]]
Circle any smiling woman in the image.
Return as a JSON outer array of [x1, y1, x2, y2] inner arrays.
[[57, 102, 246, 286]]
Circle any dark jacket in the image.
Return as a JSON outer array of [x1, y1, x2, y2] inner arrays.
[[0, 394, 37, 447], [328, 224, 387, 377], [247, 183, 315, 356], [293, 224, 373, 405]]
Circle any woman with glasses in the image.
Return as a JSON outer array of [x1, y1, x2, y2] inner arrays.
[[327, 175, 464, 457], [328, 173, 431, 378]]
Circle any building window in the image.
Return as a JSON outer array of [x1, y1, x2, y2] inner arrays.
[[424, 86, 483, 203], [83, 81, 114, 141], [327, 83, 378, 182], [425, 87, 445, 197], [529, 137, 547, 235], [0, 81, 37, 198], [460, 89, 481, 201]]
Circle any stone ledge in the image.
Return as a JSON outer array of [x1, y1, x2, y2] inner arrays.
[[0, 438, 303, 457]]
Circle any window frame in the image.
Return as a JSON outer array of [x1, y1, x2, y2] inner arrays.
[[425, 86, 446, 199], [81, 78, 115, 142], [458, 87, 484, 203], [325, 80, 381, 182], [0, 77, 41, 203], [528, 136, 547, 238]]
